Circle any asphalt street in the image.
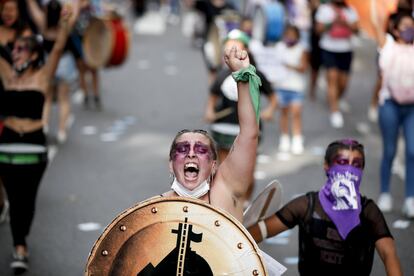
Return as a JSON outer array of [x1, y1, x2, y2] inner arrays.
[[0, 10, 413, 276]]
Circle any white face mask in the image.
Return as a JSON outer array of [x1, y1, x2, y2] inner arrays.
[[171, 177, 210, 199], [13, 60, 31, 75]]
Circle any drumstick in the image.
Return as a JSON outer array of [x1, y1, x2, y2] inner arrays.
[[214, 107, 234, 120], [259, 188, 276, 220]]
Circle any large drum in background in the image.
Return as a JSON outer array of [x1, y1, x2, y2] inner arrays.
[[85, 196, 268, 276], [252, 2, 285, 44], [83, 15, 130, 69], [243, 180, 283, 228]]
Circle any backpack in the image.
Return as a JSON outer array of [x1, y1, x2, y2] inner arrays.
[[384, 43, 414, 104]]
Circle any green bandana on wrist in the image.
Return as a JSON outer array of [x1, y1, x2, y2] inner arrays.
[[231, 64, 262, 123]]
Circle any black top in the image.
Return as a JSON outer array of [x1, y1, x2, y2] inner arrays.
[[210, 55, 272, 125], [0, 42, 14, 64], [276, 191, 392, 276], [0, 90, 45, 120]]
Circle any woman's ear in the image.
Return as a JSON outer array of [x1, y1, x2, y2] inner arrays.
[[30, 52, 39, 62], [169, 161, 173, 174], [323, 162, 329, 173], [211, 160, 218, 175]]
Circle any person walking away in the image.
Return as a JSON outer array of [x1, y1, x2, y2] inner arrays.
[[0, 2, 79, 273], [315, 0, 359, 128], [372, 11, 414, 218], [274, 24, 308, 155]]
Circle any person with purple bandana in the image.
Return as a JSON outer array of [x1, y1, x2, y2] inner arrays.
[[248, 139, 402, 276]]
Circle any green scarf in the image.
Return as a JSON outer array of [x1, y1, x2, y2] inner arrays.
[[232, 64, 262, 123]]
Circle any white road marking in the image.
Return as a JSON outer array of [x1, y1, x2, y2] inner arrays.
[[82, 126, 98, 136], [392, 220, 410, 229], [100, 133, 119, 142], [77, 222, 102, 232]]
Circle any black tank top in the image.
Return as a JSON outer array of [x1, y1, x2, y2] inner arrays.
[[0, 42, 14, 64], [0, 90, 45, 120], [298, 192, 375, 276]]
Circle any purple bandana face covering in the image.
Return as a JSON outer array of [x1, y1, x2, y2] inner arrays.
[[400, 27, 414, 44], [319, 164, 363, 240]]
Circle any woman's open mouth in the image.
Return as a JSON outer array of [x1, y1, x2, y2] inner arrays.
[[184, 162, 199, 180]]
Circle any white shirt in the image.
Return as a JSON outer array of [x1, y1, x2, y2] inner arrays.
[[274, 42, 306, 93], [315, 4, 358, 52], [378, 34, 414, 105], [249, 39, 285, 85]]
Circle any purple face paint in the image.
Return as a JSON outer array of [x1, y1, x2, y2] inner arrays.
[[319, 164, 363, 240], [333, 155, 364, 169], [339, 139, 360, 146], [172, 141, 212, 160]]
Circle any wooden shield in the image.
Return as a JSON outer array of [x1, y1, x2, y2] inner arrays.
[[85, 196, 268, 276]]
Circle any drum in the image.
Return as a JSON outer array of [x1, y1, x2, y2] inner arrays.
[[252, 2, 285, 44], [85, 196, 268, 276], [203, 10, 241, 71], [82, 15, 130, 69], [243, 180, 283, 228], [210, 122, 239, 150]]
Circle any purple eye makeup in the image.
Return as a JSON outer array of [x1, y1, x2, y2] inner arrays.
[[333, 155, 364, 169], [173, 141, 212, 159]]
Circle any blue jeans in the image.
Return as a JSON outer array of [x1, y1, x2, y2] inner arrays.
[[276, 89, 304, 108], [379, 99, 414, 197]]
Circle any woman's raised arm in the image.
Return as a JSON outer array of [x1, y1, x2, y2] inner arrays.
[[44, 0, 80, 79], [216, 46, 260, 198]]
